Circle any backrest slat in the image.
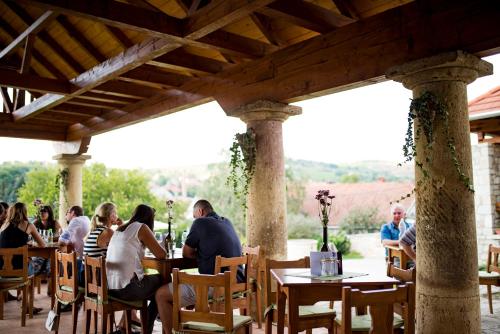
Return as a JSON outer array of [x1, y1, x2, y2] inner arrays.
[[0, 246, 28, 279], [55, 250, 78, 299], [265, 257, 309, 306]]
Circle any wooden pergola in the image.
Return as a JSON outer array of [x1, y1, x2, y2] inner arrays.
[[1, 1, 500, 333], [469, 85, 500, 143]]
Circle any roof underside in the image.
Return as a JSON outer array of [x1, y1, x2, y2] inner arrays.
[[0, 0, 499, 142], [469, 85, 500, 141]]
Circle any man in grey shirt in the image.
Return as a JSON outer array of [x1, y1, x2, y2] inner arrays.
[[400, 224, 417, 262]]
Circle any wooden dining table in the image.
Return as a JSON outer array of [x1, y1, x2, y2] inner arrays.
[[28, 243, 59, 308], [142, 249, 197, 283], [271, 268, 400, 334]]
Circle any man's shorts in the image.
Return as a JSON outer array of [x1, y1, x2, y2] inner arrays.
[[168, 282, 213, 307]]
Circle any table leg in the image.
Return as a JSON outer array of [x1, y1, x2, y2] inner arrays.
[[50, 250, 56, 308], [276, 287, 286, 334], [287, 288, 299, 334]]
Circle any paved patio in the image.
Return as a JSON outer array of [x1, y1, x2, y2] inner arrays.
[[1, 258, 498, 333]]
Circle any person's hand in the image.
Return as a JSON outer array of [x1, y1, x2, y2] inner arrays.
[[115, 217, 124, 226]]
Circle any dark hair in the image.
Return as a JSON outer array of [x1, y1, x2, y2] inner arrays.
[[69, 206, 84, 217], [34, 205, 57, 230], [193, 199, 213, 213], [0, 202, 8, 211], [118, 204, 155, 232], [0, 202, 8, 225]]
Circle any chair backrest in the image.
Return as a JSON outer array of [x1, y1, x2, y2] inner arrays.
[[265, 257, 310, 307], [214, 255, 248, 294], [341, 283, 415, 334], [387, 262, 416, 282], [242, 245, 262, 283], [55, 250, 79, 301], [172, 269, 234, 331], [486, 244, 500, 274], [0, 245, 28, 279], [83, 255, 108, 302]]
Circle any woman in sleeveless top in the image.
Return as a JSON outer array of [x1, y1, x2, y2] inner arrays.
[[0, 202, 46, 313], [33, 205, 62, 235], [106, 204, 166, 334], [83, 202, 120, 258]]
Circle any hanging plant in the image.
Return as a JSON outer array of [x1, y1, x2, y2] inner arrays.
[[55, 167, 70, 206], [226, 128, 256, 213], [391, 91, 473, 204]]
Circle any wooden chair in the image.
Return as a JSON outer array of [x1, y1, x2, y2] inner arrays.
[[243, 245, 264, 328], [83, 256, 148, 334], [172, 269, 252, 334], [479, 244, 500, 314], [265, 257, 335, 334], [0, 246, 34, 326], [386, 262, 416, 319], [54, 250, 84, 334], [35, 244, 74, 294], [213, 255, 251, 317], [335, 283, 415, 334]]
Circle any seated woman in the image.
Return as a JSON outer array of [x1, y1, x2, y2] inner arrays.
[[106, 204, 167, 334], [32, 204, 61, 276], [83, 202, 119, 259], [0, 202, 46, 313]]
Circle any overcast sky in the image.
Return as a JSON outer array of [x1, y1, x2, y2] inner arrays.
[[1, 54, 499, 169]]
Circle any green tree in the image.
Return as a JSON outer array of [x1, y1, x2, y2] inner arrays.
[[339, 173, 360, 183], [0, 162, 39, 203], [17, 165, 59, 217], [286, 168, 306, 214], [339, 206, 384, 234], [287, 213, 320, 239]]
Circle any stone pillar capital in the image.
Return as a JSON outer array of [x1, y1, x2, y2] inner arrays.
[[231, 100, 302, 123], [386, 51, 492, 90], [52, 153, 91, 165]]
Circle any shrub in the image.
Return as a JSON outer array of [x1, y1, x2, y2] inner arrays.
[[339, 207, 383, 234], [316, 231, 351, 254]]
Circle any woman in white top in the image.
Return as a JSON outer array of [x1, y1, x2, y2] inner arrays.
[[106, 204, 166, 334]]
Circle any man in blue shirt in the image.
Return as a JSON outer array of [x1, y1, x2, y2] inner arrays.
[[380, 204, 410, 247], [154, 199, 243, 334]]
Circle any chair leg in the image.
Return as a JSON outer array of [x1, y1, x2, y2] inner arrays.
[[29, 278, 34, 318], [36, 276, 41, 294], [21, 285, 27, 327], [0, 293, 4, 320], [84, 309, 91, 334], [306, 329, 312, 334], [72, 303, 79, 334], [101, 311, 108, 334], [487, 284, 493, 314], [55, 301, 62, 334], [93, 311, 98, 333], [255, 290, 263, 329], [108, 312, 115, 333], [140, 306, 148, 334], [125, 309, 132, 334], [264, 311, 273, 334]]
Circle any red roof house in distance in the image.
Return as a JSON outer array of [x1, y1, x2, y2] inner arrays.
[[469, 86, 500, 143]]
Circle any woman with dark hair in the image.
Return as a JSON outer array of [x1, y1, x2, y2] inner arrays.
[[106, 204, 167, 334], [34, 205, 62, 235], [0, 202, 8, 226]]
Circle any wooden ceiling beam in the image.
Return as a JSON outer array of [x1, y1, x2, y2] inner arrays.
[[0, 68, 72, 93], [106, 26, 134, 49], [0, 10, 57, 60], [1, 87, 13, 113], [92, 80, 161, 99], [0, 119, 66, 140], [4, 1, 86, 74], [51, 105, 105, 117], [0, 17, 67, 79], [198, 30, 277, 59], [78, 92, 139, 104], [213, 0, 500, 110], [12, 37, 182, 121], [250, 12, 285, 47], [13, 33, 35, 110], [187, 0, 202, 16], [120, 65, 191, 88], [184, 0, 276, 40], [331, 0, 359, 20]]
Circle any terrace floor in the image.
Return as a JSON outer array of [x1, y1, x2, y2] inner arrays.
[[1, 259, 499, 333]]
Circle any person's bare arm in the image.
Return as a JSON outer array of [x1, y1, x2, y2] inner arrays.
[[402, 243, 416, 262], [138, 225, 166, 259], [97, 228, 113, 249], [382, 239, 400, 247], [182, 244, 196, 259], [28, 224, 46, 247]]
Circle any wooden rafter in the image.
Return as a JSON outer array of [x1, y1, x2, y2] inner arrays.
[[198, 30, 277, 59], [120, 66, 191, 89], [106, 26, 134, 49], [19, 0, 275, 58], [0, 17, 67, 79], [92, 81, 161, 99], [0, 10, 57, 60], [12, 37, 182, 121], [250, 12, 285, 46], [13, 33, 35, 110], [331, 0, 359, 20], [1, 87, 13, 113], [151, 49, 231, 75], [0, 68, 72, 93], [4, 1, 86, 74], [188, 0, 202, 16]]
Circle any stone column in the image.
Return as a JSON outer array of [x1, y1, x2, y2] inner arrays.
[[233, 100, 301, 260], [53, 154, 91, 226], [387, 51, 492, 333]]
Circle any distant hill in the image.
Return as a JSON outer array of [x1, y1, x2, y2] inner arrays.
[[285, 159, 413, 183]]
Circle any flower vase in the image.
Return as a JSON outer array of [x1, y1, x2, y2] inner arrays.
[[321, 225, 329, 251]]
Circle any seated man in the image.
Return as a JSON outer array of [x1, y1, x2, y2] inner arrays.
[[400, 224, 416, 263], [155, 199, 243, 334], [58, 205, 90, 284], [380, 204, 411, 267]]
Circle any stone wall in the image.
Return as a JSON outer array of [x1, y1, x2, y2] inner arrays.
[[472, 142, 500, 264]]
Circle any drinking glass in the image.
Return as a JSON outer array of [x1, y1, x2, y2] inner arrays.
[[321, 257, 336, 276]]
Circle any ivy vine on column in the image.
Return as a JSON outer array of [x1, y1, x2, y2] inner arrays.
[[391, 91, 474, 204], [55, 167, 70, 207], [226, 128, 256, 216]]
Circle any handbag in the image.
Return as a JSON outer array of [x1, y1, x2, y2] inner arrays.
[[45, 309, 59, 331]]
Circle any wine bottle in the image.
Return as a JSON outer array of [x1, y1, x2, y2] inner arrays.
[[337, 251, 343, 275]]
